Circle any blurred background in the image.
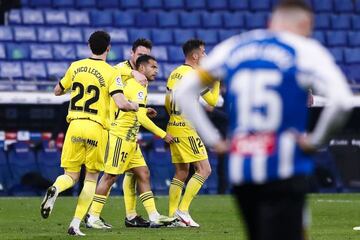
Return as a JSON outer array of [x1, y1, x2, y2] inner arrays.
[[0, 0, 360, 197]]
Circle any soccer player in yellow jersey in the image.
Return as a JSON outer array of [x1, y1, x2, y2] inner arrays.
[[40, 31, 138, 236], [86, 55, 177, 228], [165, 39, 221, 227]]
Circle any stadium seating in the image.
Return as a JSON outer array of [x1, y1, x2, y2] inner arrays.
[[37, 142, 62, 182], [90, 10, 113, 27], [60, 27, 83, 43], [0, 61, 23, 79], [113, 11, 135, 27], [0, 44, 5, 59], [163, 0, 184, 10], [0, 26, 13, 42], [185, 0, 206, 10], [68, 10, 90, 26], [202, 12, 223, 29], [53, 0, 75, 9], [23, 62, 47, 80], [151, 29, 173, 45], [37, 27, 60, 42], [348, 32, 360, 47], [0, 150, 11, 195], [44, 10, 68, 25], [22, 9, 44, 25], [147, 150, 174, 193], [29, 44, 53, 60], [97, 0, 120, 9], [157, 11, 179, 28], [333, 0, 353, 13], [75, 0, 96, 9]]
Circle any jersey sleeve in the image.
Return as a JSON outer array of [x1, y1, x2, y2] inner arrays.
[[136, 107, 167, 138], [109, 71, 124, 96], [116, 62, 132, 80], [59, 63, 73, 91], [200, 81, 220, 107], [129, 82, 147, 106]]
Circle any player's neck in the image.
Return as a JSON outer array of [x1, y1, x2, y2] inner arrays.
[[184, 59, 198, 69], [90, 54, 106, 61]]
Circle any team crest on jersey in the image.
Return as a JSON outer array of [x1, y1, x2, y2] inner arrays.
[[116, 77, 124, 87], [137, 91, 145, 101]]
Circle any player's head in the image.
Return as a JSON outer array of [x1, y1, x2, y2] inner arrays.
[[130, 38, 153, 65], [269, 0, 313, 37], [135, 55, 158, 81], [88, 31, 111, 55], [182, 39, 206, 65]]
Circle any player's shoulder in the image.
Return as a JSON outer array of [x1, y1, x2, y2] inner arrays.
[[115, 60, 132, 69]]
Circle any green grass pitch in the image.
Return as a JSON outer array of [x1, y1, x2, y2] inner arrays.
[[1, 194, 360, 239]]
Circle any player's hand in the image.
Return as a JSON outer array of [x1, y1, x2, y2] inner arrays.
[[163, 133, 175, 144], [132, 70, 148, 86], [212, 139, 228, 154], [297, 134, 317, 154], [147, 108, 157, 118]]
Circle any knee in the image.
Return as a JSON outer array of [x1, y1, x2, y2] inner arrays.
[[175, 169, 189, 182], [136, 169, 150, 183], [104, 174, 117, 186], [197, 165, 212, 179]]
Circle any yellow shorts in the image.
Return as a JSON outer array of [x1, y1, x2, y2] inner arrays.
[[170, 132, 208, 164], [61, 119, 108, 173], [104, 133, 146, 175]]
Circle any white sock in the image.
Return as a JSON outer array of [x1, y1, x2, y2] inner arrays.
[[70, 217, 81, 229], [126, 213, 137, 221], [148, 211, 160, 222]]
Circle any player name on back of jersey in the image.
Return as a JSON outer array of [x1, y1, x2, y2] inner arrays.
[[73, 66, 105, 87]]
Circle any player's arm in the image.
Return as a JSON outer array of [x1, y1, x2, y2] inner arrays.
[[200, 81, 220, 107], [116, 62, 147, 86], [164, 89, 171, 115], [54, 64, 73, 96], [111, 91, 138, 111]]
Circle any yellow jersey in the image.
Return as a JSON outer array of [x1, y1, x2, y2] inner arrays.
[[114, 60, 134, 83], [59, 58, 122, 130], [110, 78, 166, 142], [165, 64, 220, 137]]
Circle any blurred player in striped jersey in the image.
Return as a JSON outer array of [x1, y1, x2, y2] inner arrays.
[[165, 39, 220, 227], [175, 0, 353, 239]]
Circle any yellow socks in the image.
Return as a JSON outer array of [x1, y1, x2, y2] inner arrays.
[[53, 174, 75, 193], [89, 194, 107, 217], [74, 179, 97, 220], [168, 178, 184, 216], [139, 191, 158, 220], [123, 172, 137, 219], [178, 173, 205, 212]]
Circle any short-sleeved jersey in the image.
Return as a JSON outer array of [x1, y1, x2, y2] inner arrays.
[[59, 58, 122, 130], [114, 60, 134, 83], [110, 78, 147, 142], [166, 64, 197, 136]]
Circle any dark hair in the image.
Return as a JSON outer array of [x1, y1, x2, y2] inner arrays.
[[132, 38, 153, 52], [274, 0, 312, 13], [135, 54, 156, 69], [88, 31, 111, 55], [182, 39, 205, 57]]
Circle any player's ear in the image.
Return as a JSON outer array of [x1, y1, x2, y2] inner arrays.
[[106, 45, 111, 52]]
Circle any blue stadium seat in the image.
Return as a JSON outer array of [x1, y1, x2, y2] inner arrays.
[[315, 14, 330, 30], [206, 0, 228, 10], [23, 61, 47, 80], [30, 44, 52, 60], [53, 44, 76, 60], [37, 27, 60, 43], [185, 0, 206, 10], [44, 10, 68, 25], [6, 43, 30, 60], [151, 29, 173, 44], [60, 27, 83, 43], [113, 11, 135, 27], [53, 0, 74, 8], [223, 12, 245, 29], [21, 9, 44, 25], [180, 12, 201, 28], [344, 48, 360, 64], [202, 12, 223, 29], [152, 46, 168, 61], [75, 0, 96, 8], [75, 44, 91, 59], [228, 0, 248, 10], [83, 27, 99, 42], [147, 150, 173, 194], [13, 27, 37, 42], [331, 14, 351, 30], [218, 29, 239, 41], [157, 12, 179, 28], [121, 45, 131, 60], [8, 9, 22, 25], [46, 62, 69, 80], [97, 0, 120, 9], [356, 0, 360, 13], [90, 10, 113, 27], [143, 0, 163, 9], [196, 30, 218, 45], [329, 47, 344, 63], [30, 0, 51, 8], [163, 63, 178, 78], [312, 0, 333, 12], [0, 150, 11, 195], [107, 28, 128, 43], [0, 62, 23, 79], [156, 62, 165, 79], [129, 29, 151, 43], [68, 10, 90, 26], [346, 64, 360, 83], [173, 29, 195, 45], [333, 0, 353, 13], [107, 45, 123, 62], [246, 13, 267, 29], [250, 0, 271, 11], [135, 12, 157, 28], [0, 44, 5, 59], [352, 16, 360, 30], [167, 46, 184, 62], [163, 0, 184, 10], [37, 142, 62, 182], [0, 26, 13, 42], [326, 31, 347, 46], [312, 31, 326, 45], [120, 0, 141, 9], [348, 32, 360, 47]]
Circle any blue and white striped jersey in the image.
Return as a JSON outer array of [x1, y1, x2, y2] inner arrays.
[[194, 30, 352, 184]]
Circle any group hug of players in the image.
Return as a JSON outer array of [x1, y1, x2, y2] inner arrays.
[[39, 30, 220, 236]]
